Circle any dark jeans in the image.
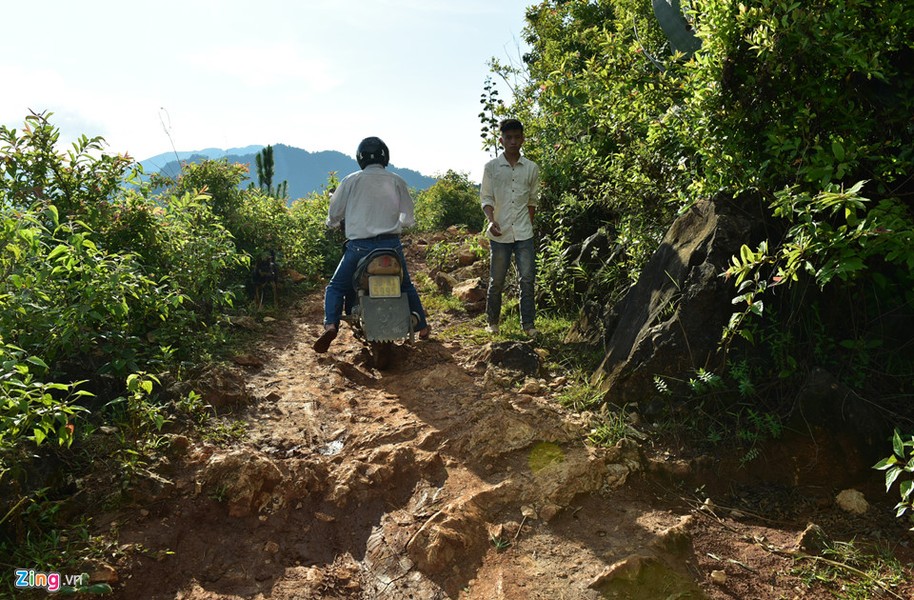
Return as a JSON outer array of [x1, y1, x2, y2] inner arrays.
[[486, 237, 536, 329], [323, 237, 427, 331]]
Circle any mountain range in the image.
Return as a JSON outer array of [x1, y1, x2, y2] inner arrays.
[[138, 143, 437, 199]]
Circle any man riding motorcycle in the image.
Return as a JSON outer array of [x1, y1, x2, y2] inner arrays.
[[313, 136, 430, 353]]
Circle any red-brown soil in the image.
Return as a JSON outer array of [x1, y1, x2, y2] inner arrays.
[[85, 235, 914, 600]]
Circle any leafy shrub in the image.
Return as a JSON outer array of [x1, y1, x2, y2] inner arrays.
[[0, 345, 88, 486], [150, 158, 249, 220], [874, 430, 914, 529], [288, 181, 341, 281], [0, 111, 350, 577], [152, 157, 339, 288], [415, 170, 483, 232], [0, 204, 183, 376], [1, 111, 133, 229], [155, 190, 247, 318]]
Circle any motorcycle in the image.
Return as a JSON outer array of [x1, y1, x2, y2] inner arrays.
[[342, 248, 418, 369]]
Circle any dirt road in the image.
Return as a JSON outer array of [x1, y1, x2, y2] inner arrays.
[[97, 242, 913, 600]]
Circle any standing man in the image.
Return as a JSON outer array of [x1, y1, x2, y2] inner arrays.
[[480, 118, 540, 337], [313, 136, 429, 353]]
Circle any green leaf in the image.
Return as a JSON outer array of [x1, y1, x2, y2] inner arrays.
[[739, 244, 753, 263], [900, 479, 914, 501], [33, 427, 47, 445], [873, 456, 898, 470], [832, 140, 845, 161], [25, 356, 49, 370], [885, 466, 903, 492], [47, 244, 69, 261], [893, 429, 904, 457]]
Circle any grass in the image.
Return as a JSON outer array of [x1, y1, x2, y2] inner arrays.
[[556, 379, 604, 412], [792, 539, 909, 599], [490, 535, 512, 552], [201, 419, 248, 446]]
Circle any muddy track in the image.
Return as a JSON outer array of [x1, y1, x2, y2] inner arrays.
[[97, 241, 914, 600]]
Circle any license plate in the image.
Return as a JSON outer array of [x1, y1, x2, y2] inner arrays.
[[368, 275, 400, 298]]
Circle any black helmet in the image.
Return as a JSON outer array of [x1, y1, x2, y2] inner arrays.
[[356, 136, 389, 169]]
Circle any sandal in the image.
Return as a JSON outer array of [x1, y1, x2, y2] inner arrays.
[[312, 326, 338, 353]]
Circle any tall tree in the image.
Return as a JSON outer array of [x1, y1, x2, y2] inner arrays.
[[255, 145, 274, 191], [254, 145, 288, 199]]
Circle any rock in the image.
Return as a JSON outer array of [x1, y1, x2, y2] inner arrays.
[[419, 364, 474, 391], [232, 354, 263, 367], [164, 434, 192, 458], [433, 271, 459, 294], [781, 368, 892, 485], [487, 341, 541, 376], [452, 277, 487, 304], [200, 450, 283, 517], [196, 366, 250, 412], [590, 554, 654, 588], [710, 569, 727, 585], [532, 447, 612, 506], [836, 489, 869, 514], [519, 379, 544, 395], [487, 523, 507, 539], [796, 522, 829, 555], [538, 502, 561, 522], [90, 563, 118, 584], [406, 501, 487, 576], [457, 248, 477, 266], [590, 198, 768, 405], [652, 515, 694, 553]]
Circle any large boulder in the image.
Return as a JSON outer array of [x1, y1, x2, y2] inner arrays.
[[592, 198, 767, 405]]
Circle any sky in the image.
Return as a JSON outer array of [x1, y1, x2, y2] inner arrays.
[[1, 0, 532, 185]]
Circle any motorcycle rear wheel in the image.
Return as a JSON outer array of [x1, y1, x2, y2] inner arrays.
[[369, 341, 393, 370]]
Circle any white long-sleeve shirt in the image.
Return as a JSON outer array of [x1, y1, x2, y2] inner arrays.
[[327, 164, 415, 240], [480, 153, 540, 242]]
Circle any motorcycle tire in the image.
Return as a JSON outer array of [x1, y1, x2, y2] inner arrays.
[[369, 341, 393, 370]]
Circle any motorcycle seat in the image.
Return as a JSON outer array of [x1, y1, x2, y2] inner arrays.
[[353, 248, 403, 290]]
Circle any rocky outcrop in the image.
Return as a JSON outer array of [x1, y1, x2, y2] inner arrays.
[[591, 198, 767, 405]]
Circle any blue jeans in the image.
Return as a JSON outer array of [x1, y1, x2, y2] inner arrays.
[[487, 237, 536, 329], [324, 237, 428, 331]]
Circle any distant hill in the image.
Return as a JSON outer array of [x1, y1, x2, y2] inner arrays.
[[138, 143, 437, 199]]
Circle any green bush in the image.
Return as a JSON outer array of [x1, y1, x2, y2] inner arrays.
[[0, 204, 182, 376], [415, 170, 483, 232], [875, 429, 914, 529], [0, 345, 88, 486], [0, 113, 344, 570], [151, 157, 340, 288]]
